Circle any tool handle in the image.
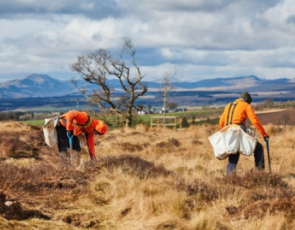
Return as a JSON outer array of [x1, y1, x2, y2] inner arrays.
[[67, 132, 73, 145], [266, 140, 271, 173], [66, 132, 74, 166]]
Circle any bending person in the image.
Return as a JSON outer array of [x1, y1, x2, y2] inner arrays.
[[56, 110, 107, 162]]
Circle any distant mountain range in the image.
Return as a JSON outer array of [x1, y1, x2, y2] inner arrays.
[[0, 73, 295, 99]]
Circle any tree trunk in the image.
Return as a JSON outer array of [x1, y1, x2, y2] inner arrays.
[[125, 113, 132, 128]]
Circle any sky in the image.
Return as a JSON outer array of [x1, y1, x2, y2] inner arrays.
[[0, 0, 295, 83]]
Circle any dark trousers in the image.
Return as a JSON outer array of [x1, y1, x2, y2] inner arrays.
[[226, 141, 264, 176], [56, 123, 81, 153]]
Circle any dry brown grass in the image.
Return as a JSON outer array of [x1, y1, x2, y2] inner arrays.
[[1, 121, 295, 229]]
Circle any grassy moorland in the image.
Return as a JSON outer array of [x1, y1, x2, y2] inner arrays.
[[0, 120, 295, 229]]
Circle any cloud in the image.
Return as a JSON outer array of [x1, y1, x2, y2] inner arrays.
[[0, 0, 118, 19], [0, 0, 294, 83]]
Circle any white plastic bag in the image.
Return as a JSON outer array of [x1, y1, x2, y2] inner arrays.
[[239, 128, 257, 156], [208, 125, 241, 160], [208, 124, 257, 160], [43, 117, 59, 147]]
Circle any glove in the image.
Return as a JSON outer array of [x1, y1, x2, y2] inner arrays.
[[94, 130, 101, 135], [67, 130, 73, 137], [264, 136, 269, 143]]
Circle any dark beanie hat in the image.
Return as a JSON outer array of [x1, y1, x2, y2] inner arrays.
[[240, 92, 252, 104]]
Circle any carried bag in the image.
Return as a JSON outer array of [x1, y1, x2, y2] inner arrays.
[[239, 127, 257, 156], [43, 117, 59, 147], [208, 124, 241, 160], [208, 124, 257, 160]]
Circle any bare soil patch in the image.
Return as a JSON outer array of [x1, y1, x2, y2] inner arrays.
[[256, 109, 295, 125]]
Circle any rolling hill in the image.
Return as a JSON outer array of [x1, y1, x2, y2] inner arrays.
[[0, 73, 295, 99], [0, 74, 295, 112]]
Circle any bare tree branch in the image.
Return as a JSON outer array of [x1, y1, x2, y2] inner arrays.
[[159, 70, 177, 116], [70, 38, 148, 127]]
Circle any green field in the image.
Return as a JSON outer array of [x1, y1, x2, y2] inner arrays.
[[136, 109, 222, 123], [22, 120, 45, 126], [20, 108, 222, 128]]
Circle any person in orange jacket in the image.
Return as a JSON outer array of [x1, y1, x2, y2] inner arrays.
[[219, 92, 269, 176], [56, 110, 107, 162]]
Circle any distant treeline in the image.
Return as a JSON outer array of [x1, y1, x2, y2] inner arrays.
[[0, 112, 61, 121], [254, 98, 295, 110], [0, 112, 27, 121]]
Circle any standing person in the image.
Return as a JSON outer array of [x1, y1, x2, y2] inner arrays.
[[56, 110, 107, 164], [219, 92, 269, 176]]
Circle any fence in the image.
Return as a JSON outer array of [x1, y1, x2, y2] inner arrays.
[[150, 116, 182, 130]]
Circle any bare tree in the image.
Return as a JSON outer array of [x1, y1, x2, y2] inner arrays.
[[167, 102, 178, 110], [71, 37, 148, 127], [159, 71, 177, 116]]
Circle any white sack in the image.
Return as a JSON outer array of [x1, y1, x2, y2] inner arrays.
[[208, 125, 240, 160], [43, 117, 59, 147], [239, 128, 257, 156], [208, 125, 257, 160]]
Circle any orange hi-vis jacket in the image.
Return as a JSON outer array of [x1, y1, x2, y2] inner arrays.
[[59, 110, 107, 160], [219, 98, 268, 137]]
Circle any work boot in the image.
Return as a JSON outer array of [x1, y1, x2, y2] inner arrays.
[[226, 162, 237, 177]]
